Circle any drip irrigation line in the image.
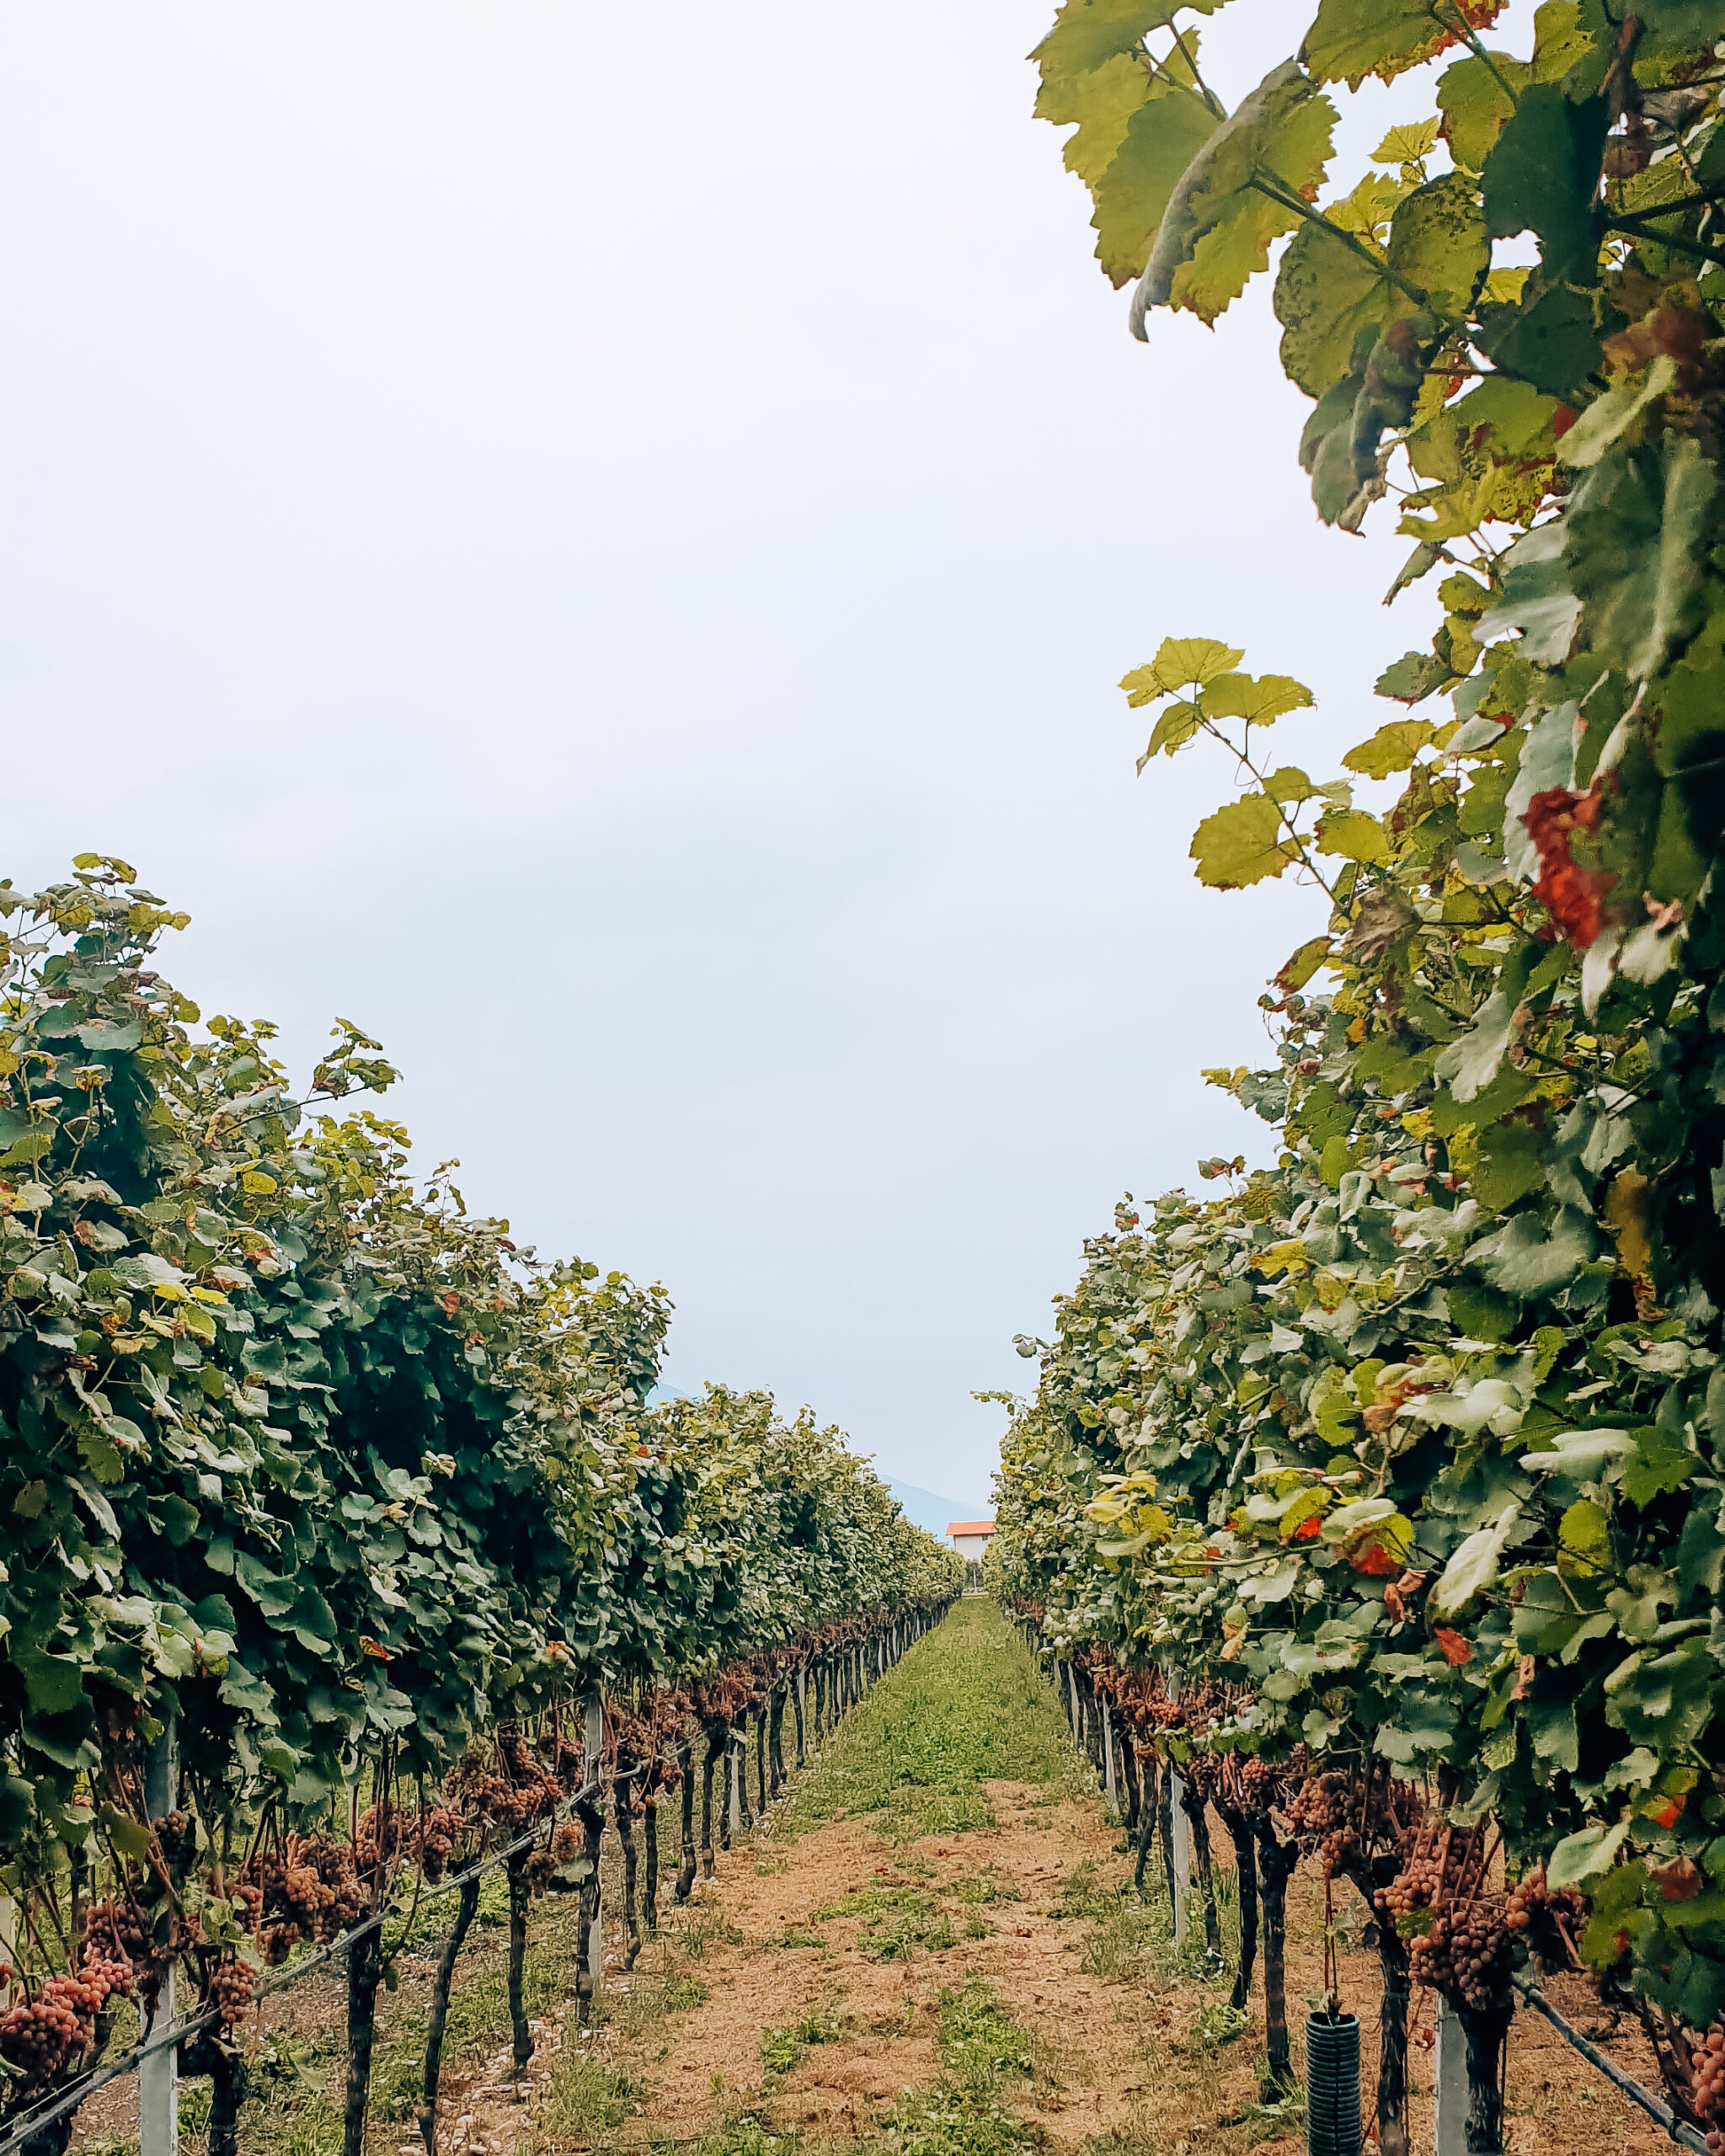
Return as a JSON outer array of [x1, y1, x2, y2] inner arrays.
[[1511, 1977, 1709, 2153]]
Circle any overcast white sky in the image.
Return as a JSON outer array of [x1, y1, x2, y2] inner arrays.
[[0, 3, 1447, 1506]]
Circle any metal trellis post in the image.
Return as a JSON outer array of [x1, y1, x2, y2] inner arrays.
[[138, 1720, 178, 2156]]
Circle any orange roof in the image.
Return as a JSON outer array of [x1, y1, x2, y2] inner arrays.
[[947, 1520, 995, 1537]]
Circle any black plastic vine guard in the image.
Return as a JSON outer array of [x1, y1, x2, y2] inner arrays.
[[1304, 2010, 1362, 2156]]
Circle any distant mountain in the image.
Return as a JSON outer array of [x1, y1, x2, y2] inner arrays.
[[885, 1478, 989, 1540]]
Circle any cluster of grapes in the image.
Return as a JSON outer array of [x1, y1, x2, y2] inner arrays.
[[1688, 2027, 1725, 2138], [418, 1806, 462, 1882], [79, 1901, 165, 2011], [242, 1833, 366, 1946], [1285, 1772, 1364, 1876], [1375, 1822, 1569, 2012], [208, 1959, 257, 2028], [0, 1961, 129, 2089], [1286, 1769, 1419, 1879], [1406, 1900, 1514, 2010], [444, 1748, 558, 1833], [1377, 1820, 1482, 1924], [79, 1898, 150, 1965], [1224, 1750, 1306, 1823]]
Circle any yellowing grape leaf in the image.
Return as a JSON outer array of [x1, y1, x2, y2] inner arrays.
[[1093, 84, 1220, 284], [1316, 808, 1392, 863], [1120, 636, 1243, 701], [1342, 719, 1437, 776], [1605, 1168, 1653, 1279], [1388, 172, 1489, 318], [1558, 1497, 1610, 1563], [1190, 792, 1294, 888], [1530, 0, 1592, 82], [1276, 221, 1395, 396], [1276, 934, 1332, 990], [1304, 0, 1509, 90], [1134, 61, 1337, 329], [1030, 0, 1224, 86], [1262, 765, 1316, 803], [1436, 51, 1524, 171], [1372, 119, 1440, 166], [1136, 698, 1204, 768], [1035, 52, 1151, 189], [1202, 670, 1315, 723]]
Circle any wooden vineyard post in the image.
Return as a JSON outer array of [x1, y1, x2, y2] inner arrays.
[[1433, 1999, 1468, 2156], [729, 1731, 745, 1841], [1102, 1699, 1118, 1810], [139, 1718, 179, 2156]]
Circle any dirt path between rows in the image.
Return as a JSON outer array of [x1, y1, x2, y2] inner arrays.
[[446, 1776, 1164, 2156], [445, 1786, 1691, 2156]]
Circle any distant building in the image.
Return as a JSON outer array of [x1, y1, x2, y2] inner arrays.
[[948, 1519, 995, 1561]]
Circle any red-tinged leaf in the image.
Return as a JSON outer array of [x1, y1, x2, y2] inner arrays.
[[1433, 1626, 1473, 1666]]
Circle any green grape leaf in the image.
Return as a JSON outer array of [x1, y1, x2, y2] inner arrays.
[[1344, 720, 1437, 777], [1567, 435, 1719, 685], [1559, 355, 1679, 472], [1374, 652, 1453, 704], [1429, 1502, 1518, 1614], [12, 1648, 84, 1717], [1434, 989, 1515, 1101], [1386, 171, 1489, 318], [1546, 1818, 1631, 1889], [1621, 1421, 1696, 1508], [1121, 637, 1244, 701], [1481, 81, 1609, 282], [1133, 61, 1336, 329], [1314, 808, 1391, 863], [1468, 1205, 1596, 1297], [1201, 671, 1314, 723], [1477, 270, 1605, 399], [1189, 792, 1294, 888], [1473, 522, 1583, 665], [1300, 314, 1434, 528], [1303, 0, 1509, 89]]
